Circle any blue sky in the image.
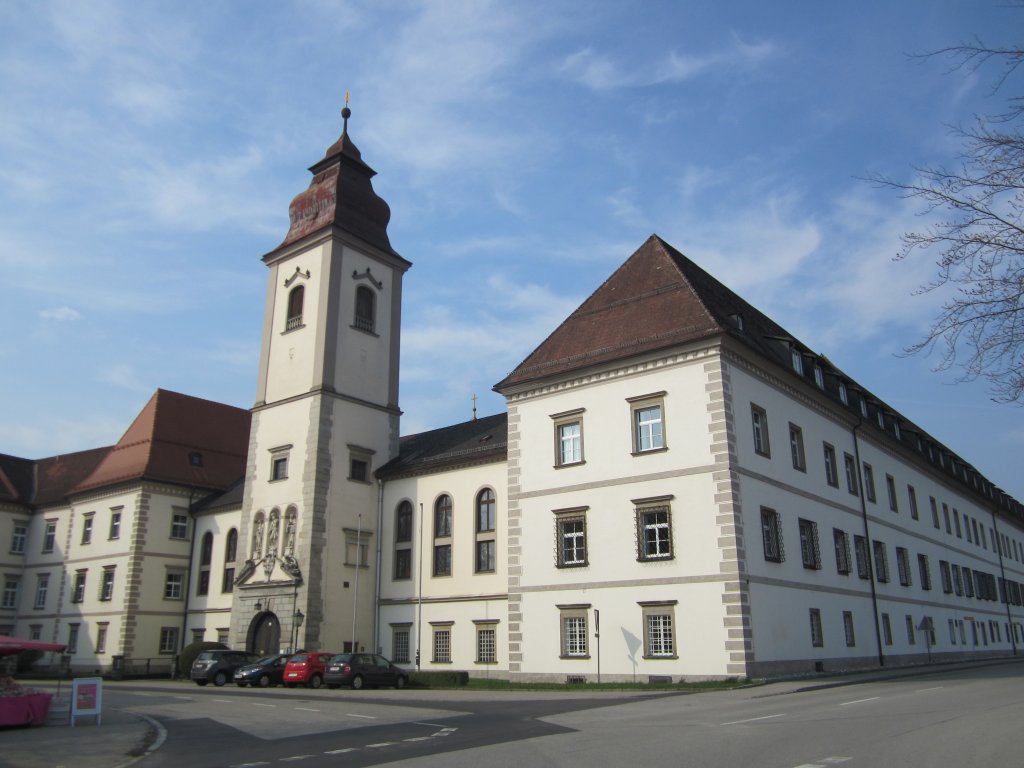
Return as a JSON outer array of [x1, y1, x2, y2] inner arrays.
[[2, 1, 1022, 497]]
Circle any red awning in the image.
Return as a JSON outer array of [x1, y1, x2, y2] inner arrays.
[[0, 635, 67, 657]]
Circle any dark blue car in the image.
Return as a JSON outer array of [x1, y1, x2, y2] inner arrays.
[[233, 653, 291, 688]]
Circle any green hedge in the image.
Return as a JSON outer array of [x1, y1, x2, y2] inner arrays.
[[176, 640, 228, 678], [408, 670, 469, 688]]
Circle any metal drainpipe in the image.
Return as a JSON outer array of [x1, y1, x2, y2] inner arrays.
[[851, 422, 885, 667], [179, 488, 197, 675], [989, 510, 1019, 656], [373, 478, 384, 654]]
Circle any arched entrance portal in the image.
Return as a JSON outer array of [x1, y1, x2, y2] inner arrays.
[[248, 612, 281, 656]]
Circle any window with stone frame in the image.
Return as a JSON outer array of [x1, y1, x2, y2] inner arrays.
[[886, 474, 899, 512], [71, 570, 87, 603], [896, 547, 912, 587], [164, 570, 185, 600], [628, 393, 667, 454], [809, 608, 823, 647], [555, 508, 588, 567], [918, 554, 932, 590], [81, 514, 94, 545], [799, 518, 821, 570], [862, 463, 877, 503], [285, 285, 304, 331], [854, 535, 871, 579], [844, 453, 858, 495], [10, 521, 27, 554], [100, 567, 115, 601], [159, 627, 178, 654], [170, 509, 189, 540], [433, 494, 453, 577], [552, 409, 585, 466], [354, 285, 376, 333], [475, 622, 498, 664], [431, 623, 452, 663], [873, 540, 890, 583], [558, 605, 590, 658], [833, 528, 851, 575], [636, 500, 673, 561], [1, 577, 19, 610], [475, 488, 497, 573], [640, 601, 677, 658], [751, 404, 770, 457], [391, 625, 411, 663], [790, 424, 806, 471], [843, 610, 856, 646], [394, 501, 413, 580], [761, 507, 784, 563]]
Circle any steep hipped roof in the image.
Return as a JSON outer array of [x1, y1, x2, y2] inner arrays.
[[71, 389, 250, 495], [496, 234, 793, 390], [377, 413, 507, 480]]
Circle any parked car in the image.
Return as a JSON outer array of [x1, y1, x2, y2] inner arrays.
[[233, 653, 292, 688], [191, 649, 258, 686], [324, 653, 409, 690], [283, 651, 334, 688]]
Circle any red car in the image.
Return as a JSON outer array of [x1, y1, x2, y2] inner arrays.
[[283, 651, 334, 689]]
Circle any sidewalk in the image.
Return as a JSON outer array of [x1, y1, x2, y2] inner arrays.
[[0, 684, 161, 768]]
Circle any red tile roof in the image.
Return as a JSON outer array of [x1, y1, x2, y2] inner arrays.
[[71, 389, 250, 495]]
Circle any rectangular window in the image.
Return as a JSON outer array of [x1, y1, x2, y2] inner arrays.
[[949, 619, 958, 645], [943, 503, 952, 534], [962, 566, 974, 598], [271, 455, 289, 481], [761, 507, 784, 563], [159, 627, 178, 654], [10, 522, 27, 554], [844, 454, 858, 495], [43, 520, 57, 553], [953, 509, 962, 538], [971, 518, 980, 545], [110, 509, 122, 539], [906, 615, 916, 645], [349, 458, 368, 482], [222, 567, 235, 593], [81, 515, 94, 545], [476, 625, 497, 664], [67, 623, 79, 654], [952, 564, 963, 596], [197, 568, 210, 596], [72, 570, 87, 603], [100, 567, 115, 601], [391, 626, 411, 663], [839, 614, 856, 651], [432, 626, 452, 663], [908, 485, 919, 520], [886, 475, 898, 512], [34, 574, 49, 609], [433, 544, 452, 577], [809, 608, 823, 647], [1, 578, 18, 610], [882, 613, 893, 645], [164, 571, 184, 600], [191, 629, 205, 645], [823, 443, 838, 487], [560, 611, 589, 657], [552, 410, 585, 467], [863, 463, 876, 503], [96, 624, 108, 654], [630, 396, 665, 453], [476, 540, 496, 573], [556, 511, 587, 567], [643, 608, 676, 658], [834, 529, 851, 575], [170, 511, 188, 540], [854, 535, 871, 579], [217, 628, 229, 645], [965, 516, 973, 543], [345, 531, 370, 568], [873, 540, 889, 583], [799, 518, 821, 570], [637, 505, 672, 561], [930, 497, 940, 528], [940, 560, 952, 593], [751, 404, 770, 457], [896, 547, 912, 586], [790, 424, 806, 471], [918, 554, 932, 590], [394, 549, 412, 580]]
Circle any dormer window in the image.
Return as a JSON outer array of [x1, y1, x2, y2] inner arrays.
[[877, 410, 885, 429], [838, 382, 848, 405], [286, 286, 304, 331], [893, 420, 901, 440], [813, 365, 824, 389], [859, 398, 869, 419], [354, 285, 376, 333], [791, 348, 803, 375]]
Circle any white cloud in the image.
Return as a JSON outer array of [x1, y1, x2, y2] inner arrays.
[[39, 306, 81, 321], [96, 363, 148, 392]]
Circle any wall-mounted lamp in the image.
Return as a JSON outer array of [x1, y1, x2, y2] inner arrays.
[[255, 601, 262, 613]]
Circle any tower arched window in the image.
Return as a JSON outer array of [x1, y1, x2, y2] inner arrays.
[[394, 501, 413, 580], [475, 488, 497, 573], [286, 285, 304, 331], [354, 285, 375, 333], [223, 528, 238, 593], [433, 494, 453, 577]]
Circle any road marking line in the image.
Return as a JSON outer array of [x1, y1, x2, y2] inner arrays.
[[441, 727, 458, 732], [366, 742, 395, 748], [324, 748, 357, 754], [294, 707, 320, 712], [917, 686, 944, 693], [173, 696, 192, 700], [347, 713, 376, 719], [252, 703, 275, 707], [280, 757, 316, 762], [820, 759, 852, 764], [404, 737, 430, 742], [231, 763, 269, 767], [792, 764, 824, 768], [721, 713, 786, 726], [414, 721, 448, 727], [213, 699, 232, 703], [838, 696, 880, 706]]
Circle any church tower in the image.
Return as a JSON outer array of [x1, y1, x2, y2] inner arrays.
[[232, 105, 410, 658]]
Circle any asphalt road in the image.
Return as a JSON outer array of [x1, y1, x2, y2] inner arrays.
[[106, 663, 1024, 768]]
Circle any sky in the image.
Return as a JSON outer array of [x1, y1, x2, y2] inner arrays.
[[1, 1, 1022, 498]]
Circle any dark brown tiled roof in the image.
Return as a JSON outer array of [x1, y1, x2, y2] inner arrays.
[[377, 413, 507, 480], [0, 453, 42, 504], [71, 389, 250, 495]]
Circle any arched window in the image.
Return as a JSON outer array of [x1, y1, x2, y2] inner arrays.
[[394, 501, 413, 580], [286, 286, 304, 331], [223, 528, 238, 593], [433, 495, 453, 577], [354, 285, 375, 333], [475, 489, 497, 573], [477, 489, 496, 533], [197, 531, 214, 596]]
